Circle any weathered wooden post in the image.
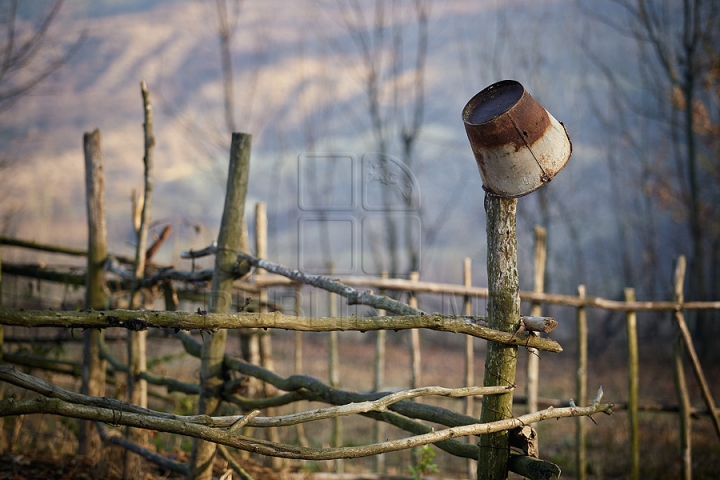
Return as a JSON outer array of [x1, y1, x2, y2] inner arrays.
[[462, 80, 571, 480], [80, 129, 108, 464], [189, 132, 251, 480], [527, 226, 547, 419], [625, 287, 639, 480], [125, 80, 154, 480], [576, 284, 588, 480]]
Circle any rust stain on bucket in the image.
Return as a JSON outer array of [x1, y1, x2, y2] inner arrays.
[[462, 80, 572, 198]]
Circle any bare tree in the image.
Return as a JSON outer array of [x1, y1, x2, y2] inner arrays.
[[0, 0, 84, 231], [331, 0, 432, 278], [213, 0, 244, 134], [580, 0, 720, 349], [0, 0, 83, 113]]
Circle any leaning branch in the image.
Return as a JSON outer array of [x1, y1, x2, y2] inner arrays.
[[0, 308, 561, 352]]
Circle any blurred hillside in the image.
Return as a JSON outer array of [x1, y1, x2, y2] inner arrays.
[[1, 0, 717, 314]]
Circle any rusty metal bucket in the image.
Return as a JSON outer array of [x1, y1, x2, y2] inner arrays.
[[462, 80, 572, 198]]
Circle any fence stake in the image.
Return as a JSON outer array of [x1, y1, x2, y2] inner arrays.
[[294, 284, 309, 449], [327, 261, 344, 473], [408, 271, 421, 389], [374, 270, 388, 473], [671, 256, 720, 438], [672, 256, 691, 480], [477, 195, 520, 480], [254, 201, 282, 469], [79, 129, 107, 465], [527, 226, 546, 421], [625, 287, 639, 480], [0, 243, 5, 452], [189, 132, 251, 480], [576, 284, 587, 480], [463, 257, 477, 478], [125, 80, 154, 479]]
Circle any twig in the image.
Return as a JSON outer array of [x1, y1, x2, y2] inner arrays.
[[180, 243, 217, 259]]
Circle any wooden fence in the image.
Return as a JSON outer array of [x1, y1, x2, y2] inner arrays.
[[0, 94, 718, 478], [2, 224, 719, 479]]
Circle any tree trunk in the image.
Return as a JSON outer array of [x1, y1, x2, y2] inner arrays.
[[477, 195, 519, 480], [188, 132, 251, 480]]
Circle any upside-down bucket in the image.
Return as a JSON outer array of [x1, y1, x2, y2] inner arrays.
[[462, 80, 572, 198]]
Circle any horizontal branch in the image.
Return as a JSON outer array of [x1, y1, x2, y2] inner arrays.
[[0, 307, 561, 352], [106, 256, 214, 287], [0, 365, 507, 429], [8, 241, 717, 312], [0, 235, 133, 264], [251, 273, 720, 311], [238, 253, 425, 316], [0, 393, 612, 461]]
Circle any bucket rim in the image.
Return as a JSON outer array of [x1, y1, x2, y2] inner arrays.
[[462, 79, 525, 126]]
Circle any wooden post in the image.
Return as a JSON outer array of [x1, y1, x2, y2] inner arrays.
[[527, 226, 546, 419], [408, 271, 421, 389], [671, 256, 720, 447], [255, 201, 282, 469], [625, 287, 639, 480], [0, 244, 5, 452], [294, 284, 309, 449], [327, 261, 344, 473], [79, 129, 107, 464], [189, 132, 251, 480], [463, 257, 477, 478], [477, 195, 520, 480], [672, 256, 691, 480], [576, 284, 587, 480], [125, 80, 154, 479], [374, 270, 388, 473]]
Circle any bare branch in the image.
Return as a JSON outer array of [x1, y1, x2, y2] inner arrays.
[[0, 307, 563, 352], [0, 391, 612, 461]]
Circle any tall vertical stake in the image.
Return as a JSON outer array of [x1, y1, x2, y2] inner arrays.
[[477, 194, 520, 480], [576, 284, 588, 480], [672, 257, 691, 480], [374, 270, 388, 473], [625, 287, 639, 480], [189, 132, 251, 480], [80, 129, 107, 464], [463, 257, 477, 478], [527, 226, 546, 420]]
